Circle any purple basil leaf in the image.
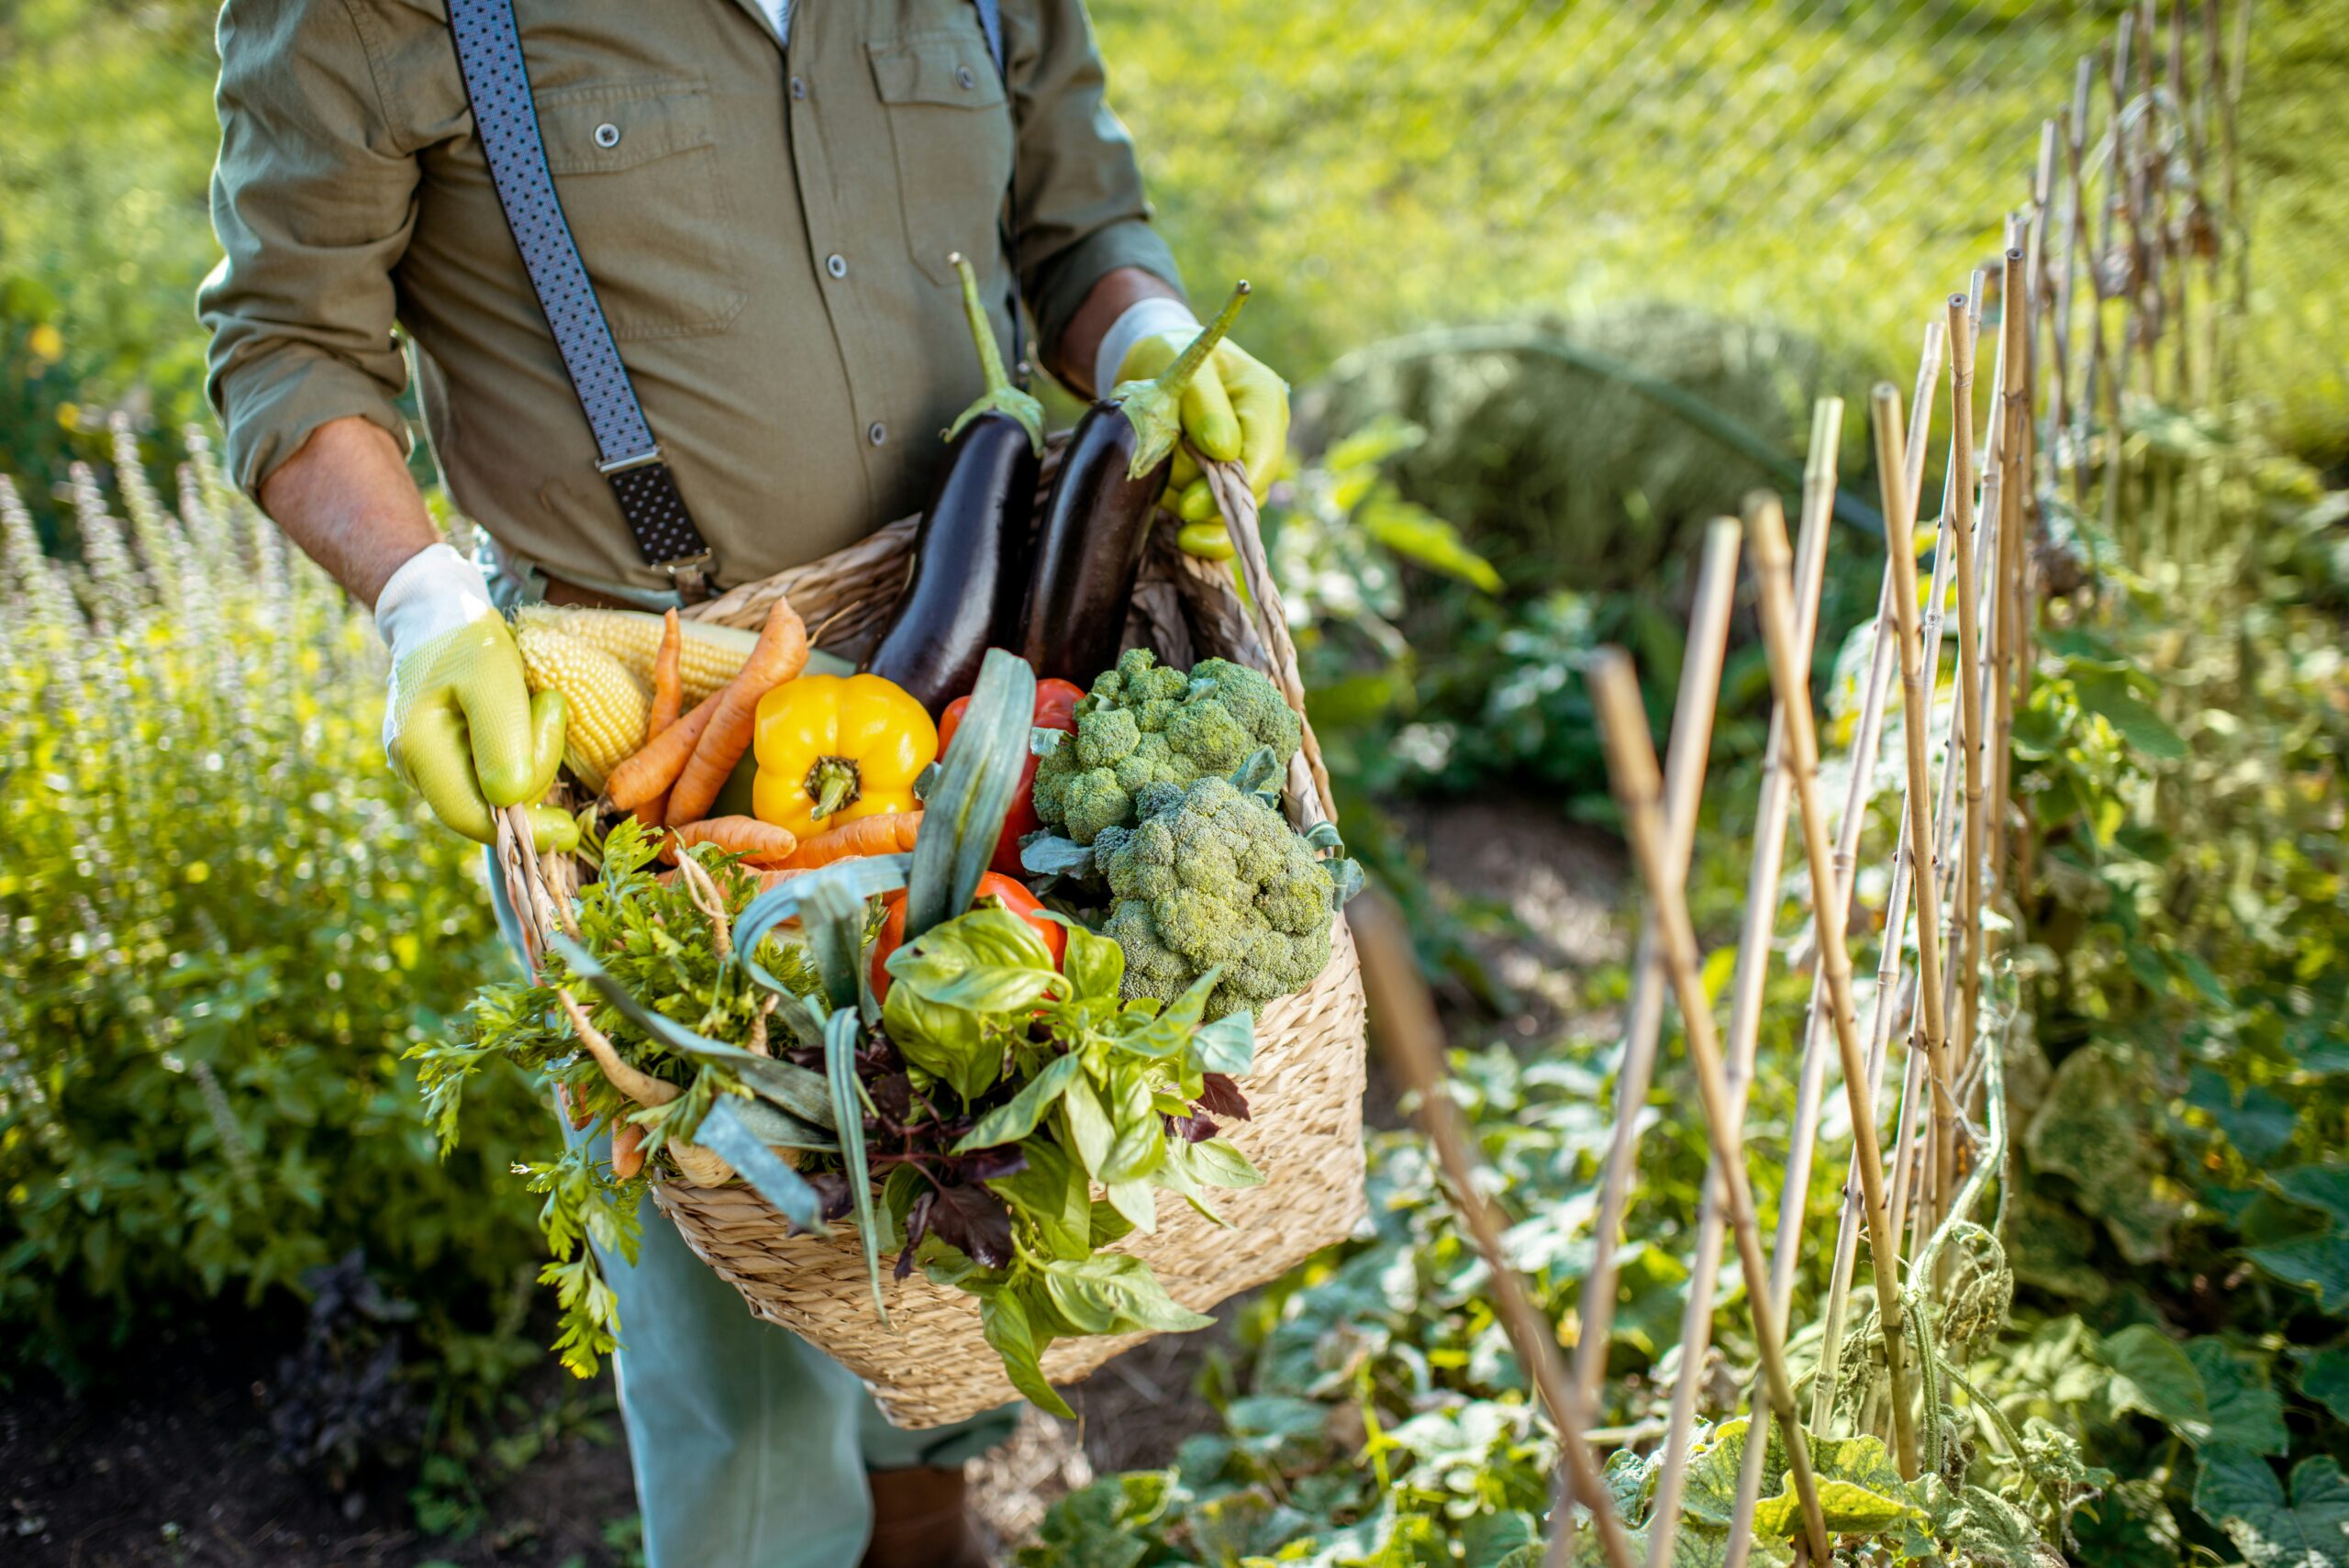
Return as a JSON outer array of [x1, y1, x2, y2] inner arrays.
[[954, 1147, 1030, 1183], [869, 1072, 914, 1129], [928, 1183, 1016, 1269], [1165, 1112, 1220, 1143], [1197, 1073, 1252, 1122], [896, 1190, 936, 1281]]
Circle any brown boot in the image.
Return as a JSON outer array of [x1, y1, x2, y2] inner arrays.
[[862, 1464, 990, 1568]]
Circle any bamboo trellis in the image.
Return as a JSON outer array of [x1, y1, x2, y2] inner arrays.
[[1351, 1, 2248, 1558]]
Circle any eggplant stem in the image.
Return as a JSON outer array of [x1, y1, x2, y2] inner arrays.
[[941, 252, 1046, 454], [805, 756, 863, 821], [1112, 280, 1251, 480]]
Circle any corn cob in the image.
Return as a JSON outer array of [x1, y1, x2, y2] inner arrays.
[[516, 604, 752, 705], [516, 621, 652, 792]]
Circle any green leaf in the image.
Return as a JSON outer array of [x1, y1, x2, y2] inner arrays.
[[2299, 1347, 2349, 1423], [907, 651, 1035, 938], [1038, 1254, 1214, 1335], [1062, 1074, 1115, 1177], [2099, 1324, 2210, 1433], [986, 1138, 1092, 1261], [981, 1289, 1071, 1418], [956, 1051, 1083, 1151], [2187, 1339, 2290, 1455], [1187, 1137, 1265, 1191], [1050, 917, 1125, 1001], [1097, 1065, 1168, 1184], [2191, 1449, 2349, 1568], [881, 976, 994, 1103], [2272, 1165, 2349, 1227], [2246, 1235, 2349, 1314], [1105, 1177, 1159, 1234], [1185, 1009, 1256, 1077], [2072, 667, 2188, 762]]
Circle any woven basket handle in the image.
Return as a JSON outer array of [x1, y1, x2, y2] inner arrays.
[[1193, 454, 1337, 828]]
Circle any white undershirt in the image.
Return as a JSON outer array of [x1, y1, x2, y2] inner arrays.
[[767, 0, 793, 46]]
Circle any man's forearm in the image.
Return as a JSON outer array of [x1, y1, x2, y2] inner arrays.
[[1052, 266, 1186, 397], [257, 415, 443, 607]]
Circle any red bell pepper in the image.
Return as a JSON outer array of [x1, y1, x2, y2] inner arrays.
[[869, 873, 1066, 1003], [939, 676, 1085, 877]]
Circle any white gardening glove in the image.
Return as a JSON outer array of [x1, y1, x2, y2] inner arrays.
[[375, 543, 575, 849]]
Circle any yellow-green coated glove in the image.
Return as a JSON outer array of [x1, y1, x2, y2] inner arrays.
[[376, 544, 577, 851], [1108, 299, 1289, 556]]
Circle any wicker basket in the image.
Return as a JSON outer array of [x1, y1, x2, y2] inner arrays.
[[505, 456, 1370, 1429]]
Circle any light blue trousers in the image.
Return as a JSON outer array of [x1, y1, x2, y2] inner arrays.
[[487, 850, 1016, 1566]]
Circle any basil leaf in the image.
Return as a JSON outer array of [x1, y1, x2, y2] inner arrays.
[[911, 963, 1062, 1016], [1038, 912, 1123, 1000], [980, 1289, 1071, 1418], [1152, 1137, 1227, 1226], [881, 978, 999, 1103], [1041, 1254, 1210, 1334], [985, 1137, 1092, 1262], [957, 1052, 1083, 1151], [1186, 1009, 1256, 1078], [1106, 1176, 1159, 1234], [1189, 1137, 1266, 1191], [1061, 1073, 1114, 1177], [1088, 1199, 1135, 1250], [1098, 1065, 1168, 1184]]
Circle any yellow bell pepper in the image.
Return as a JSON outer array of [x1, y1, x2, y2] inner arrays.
[[751, 673, 938, 840]]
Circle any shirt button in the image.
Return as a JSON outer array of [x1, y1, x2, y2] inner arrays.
[[867, 422, 888, 447], [593, 122, 621, 149], [954, 65, 976, 90], [789, 76, 807, 101], [826, 253, 849, 279]]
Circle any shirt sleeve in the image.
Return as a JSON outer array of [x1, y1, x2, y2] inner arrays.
[[1001, 0, 1186, 362], [198, 0, 421, 500]]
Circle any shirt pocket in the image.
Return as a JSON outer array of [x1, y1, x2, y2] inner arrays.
[[536, 80, 747, 339], [868, 30, 1015, 290]]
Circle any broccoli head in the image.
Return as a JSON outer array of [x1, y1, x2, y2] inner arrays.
[[1096, 774, 1335, 1019], [1030, 649, 1304, 844]]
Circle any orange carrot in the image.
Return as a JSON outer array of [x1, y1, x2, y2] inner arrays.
[[609, 688, 720, 812], [658, 816, 799, 868], [631, 610, 686, 825], [665, 598, 809, 827], [612, 1121, 645, 1179], [777, 809, 922, 869]]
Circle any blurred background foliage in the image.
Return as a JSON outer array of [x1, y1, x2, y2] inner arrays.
[[2, 0, 2346, 1557]]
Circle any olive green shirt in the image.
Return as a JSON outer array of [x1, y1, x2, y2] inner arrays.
[[199, 0, 1181, 595]]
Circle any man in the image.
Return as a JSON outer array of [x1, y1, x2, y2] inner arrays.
[[198, 2, 1287, 1562]]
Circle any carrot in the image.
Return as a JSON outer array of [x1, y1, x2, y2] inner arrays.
[[611, 1121, 646, 1179], [658, 816, 799, 868], [778, 809, 922, 869], [665, 598, 809, 827], [609, 688, 720, 812], [629, 610, 686, 825]]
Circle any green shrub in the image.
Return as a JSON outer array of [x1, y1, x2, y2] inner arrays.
[[0, 420, 543, 1384]]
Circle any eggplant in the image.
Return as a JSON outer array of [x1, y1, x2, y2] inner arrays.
[[862, 253, 1048, 717], [1012, 281, 1251, 684]]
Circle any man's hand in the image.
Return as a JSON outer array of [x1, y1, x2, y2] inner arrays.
[[376, 544, 577, 850], [1113, 318, 1289, 558]]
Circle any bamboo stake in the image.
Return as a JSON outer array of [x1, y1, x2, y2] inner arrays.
[[1574, 520, 1743, 1406], [1589, 653, 1835, 1564], [1870, 386, 1955, 1242], [1743, 502, 1920, 1480], [1946, 295, 1990, 1124], [1351, 892, 1638, 1568], [1989, 249, 2031, 895], [1644, 512, 1816, 1568], [1805, 299, 1967, 1439], [2078, 49, 2119, 452]]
